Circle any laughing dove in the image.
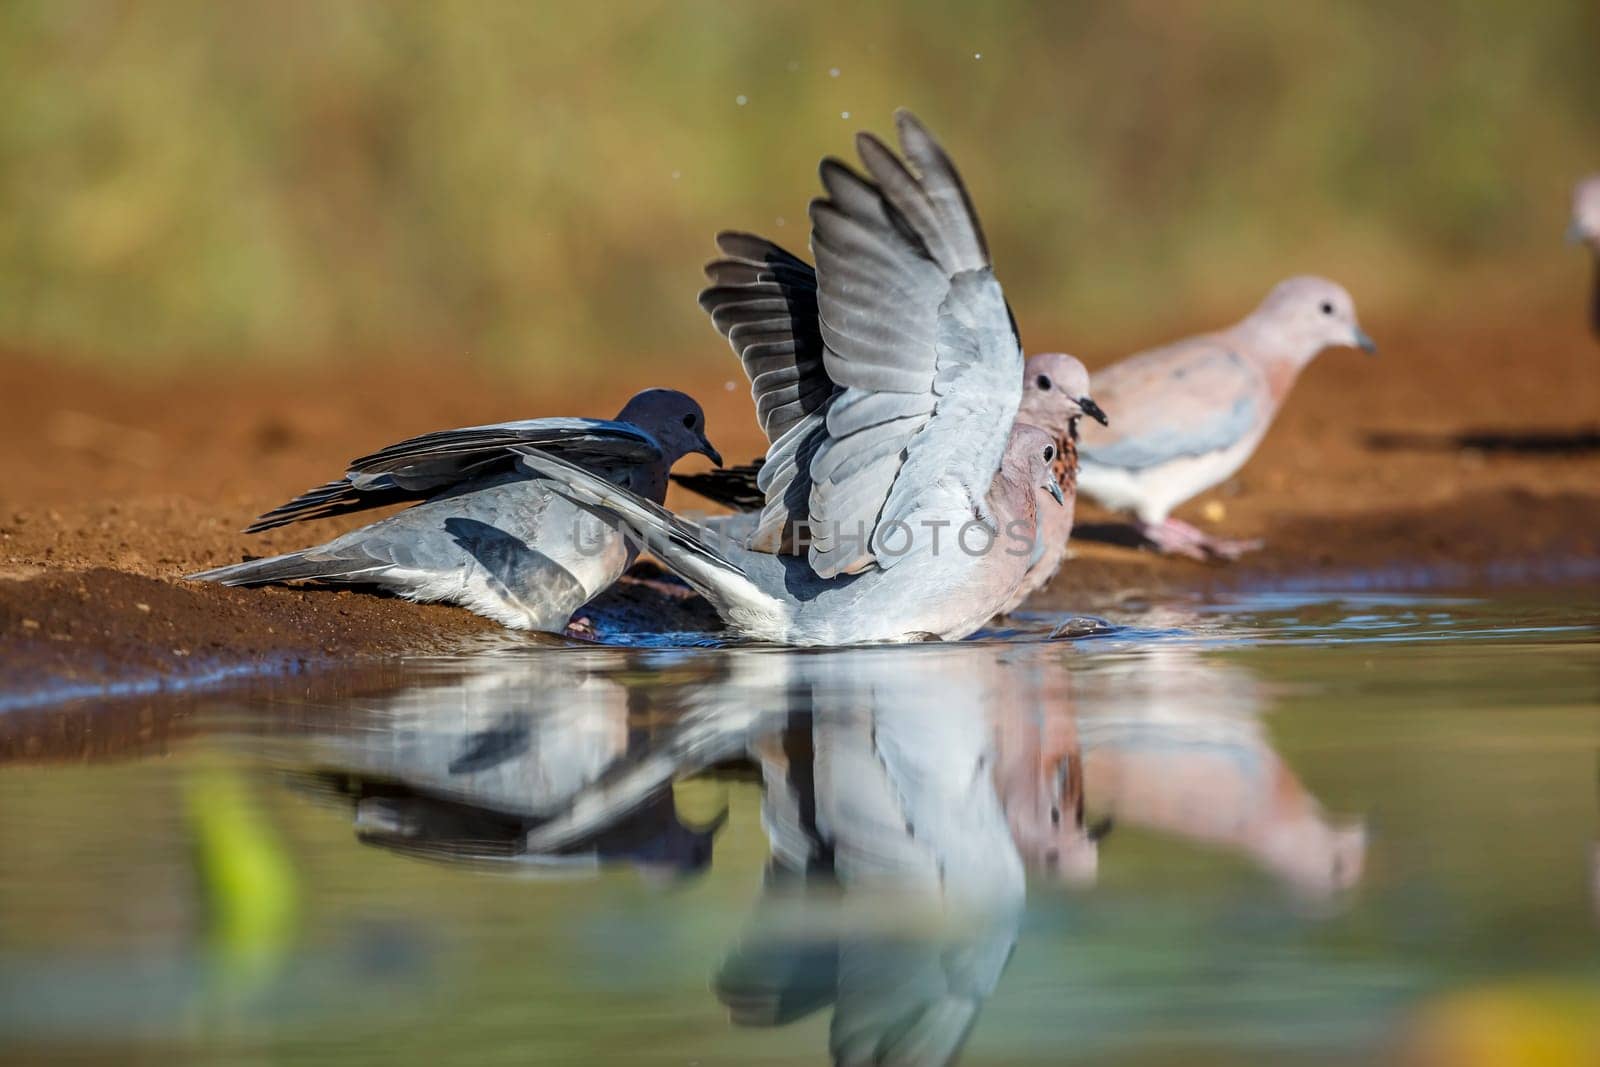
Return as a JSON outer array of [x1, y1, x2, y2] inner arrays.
[[1568, 174, 1600, 337], [998, 352, 1105, 613], [1076, 276, 1375, 560], [676, 357, 1105, 619], [189, 389, 720, 632], [518, 111, 1065, 645]]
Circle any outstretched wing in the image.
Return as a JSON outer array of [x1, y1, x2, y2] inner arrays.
[[803, 110, 1023, 576], [245, 418, 660, 533], [699, 234, 832, 446], [1078, 340, 1267, 471], [697, 234, 835, 553]]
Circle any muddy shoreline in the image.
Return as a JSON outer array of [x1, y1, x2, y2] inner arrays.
[[3, 306, 1597, 706]]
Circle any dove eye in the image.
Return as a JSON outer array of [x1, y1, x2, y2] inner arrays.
[[682, 413, 698, 429], [1035, 374, 1052, 390], [1042, 445, 1055, 462], [1319, 301, 1335, 315]]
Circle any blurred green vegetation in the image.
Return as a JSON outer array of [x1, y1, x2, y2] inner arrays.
[[0, 0, 1595, 373]]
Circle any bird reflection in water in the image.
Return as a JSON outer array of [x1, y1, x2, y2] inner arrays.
[[293, 653, 729, 877], [288, 640, 1365, 1064], [1076, 650, 1367, 901]]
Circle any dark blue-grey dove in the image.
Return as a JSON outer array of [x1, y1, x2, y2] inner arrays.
[[1076, 277, 1375, 560], [517, 111, 1066, 645], [189, 389, 720, 632]]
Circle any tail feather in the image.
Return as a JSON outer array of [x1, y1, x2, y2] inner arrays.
[[510, 446, 777, 625], [187, 549, 388, 587]]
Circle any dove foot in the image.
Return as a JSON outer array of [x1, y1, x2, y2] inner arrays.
[[562, 615, 600, 641], [1138, 519, 1263, 562]]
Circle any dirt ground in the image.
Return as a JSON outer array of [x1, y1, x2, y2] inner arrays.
[[2, 298, 1597, 702]]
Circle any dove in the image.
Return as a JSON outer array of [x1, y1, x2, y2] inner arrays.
[[997, 352, 1105, 613], [188, 389, 720, 632], [670, 352, 1103, 622], [1076, 276, 1375, 560], [519, 111, 1063, 645], [1568, 174, 1600, 337]]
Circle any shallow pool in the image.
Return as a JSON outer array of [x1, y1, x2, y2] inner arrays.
[[2, 590, 1597, 1065]]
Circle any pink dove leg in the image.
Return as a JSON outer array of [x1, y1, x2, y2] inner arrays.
[[1137, 517, 1264, 562], [562, 615, 600, 641]]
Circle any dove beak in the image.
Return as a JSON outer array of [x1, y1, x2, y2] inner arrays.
[[695, 435, 723, 467], [1077, 395, 1109, 426], [1352, 327, 1378, 356], [1045, 479, 1066, 507]]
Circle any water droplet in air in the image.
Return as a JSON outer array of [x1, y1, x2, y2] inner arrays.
[[735, 94, 748, 106], [671, 170, 681, 180], [841, 111, 851, 119], [828, 67, 840, 78], [724, 380, 737, 392], [775, 216, 786, 227], [974, 52, 982, 60]]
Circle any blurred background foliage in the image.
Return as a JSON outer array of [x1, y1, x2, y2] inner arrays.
[[0, 0, 1595, 376]]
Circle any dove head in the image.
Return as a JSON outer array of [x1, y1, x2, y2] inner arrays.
[[998, 748, 1106, 888], [1000, 424, 1067, 515], [1019, 353, 1107, 438], [1569, 175, 1600, 250], [615, 389, 722, 466], [1250, 276, 1377, 364], [1263, 818, 1369, 905]]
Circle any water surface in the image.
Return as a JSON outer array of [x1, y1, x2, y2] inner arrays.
[[2, 591, 1597, 1065]]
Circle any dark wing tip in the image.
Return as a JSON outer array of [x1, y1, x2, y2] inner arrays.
[[816, 153, 860, 186], [849, 132, 899, 178], [714, 230, 757, 256], [712, 231, 812, 272], [892, 107, 929, 141], [853, 129, 892, 160]]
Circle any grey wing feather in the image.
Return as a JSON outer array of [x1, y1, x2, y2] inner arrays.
[[697, 233, 837, 552], [245, 417, 659, 533], [803, 111, 1022, 577], [698, 233, 832, 445]]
